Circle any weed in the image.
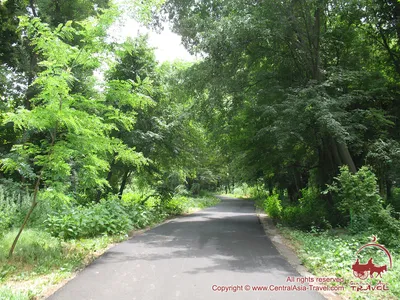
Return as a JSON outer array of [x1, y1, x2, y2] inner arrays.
[[280, 227, 400, 299]]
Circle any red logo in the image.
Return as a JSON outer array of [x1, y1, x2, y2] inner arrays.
[[352, 236, 393, 280]]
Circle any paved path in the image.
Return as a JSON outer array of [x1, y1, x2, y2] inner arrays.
[[48, 196, 325, 300]]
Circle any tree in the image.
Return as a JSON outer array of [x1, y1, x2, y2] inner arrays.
[[161, 0, 400, 215], [0, 11, 148, 256]]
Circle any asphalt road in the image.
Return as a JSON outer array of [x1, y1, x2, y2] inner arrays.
[[48, 196, 325, 300]]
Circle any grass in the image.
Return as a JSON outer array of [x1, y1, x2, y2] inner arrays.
[[0, 195, 220, 299], [0, 287, 30, 300], [278, 226, 400, 300], [0, 229, 125, 299]]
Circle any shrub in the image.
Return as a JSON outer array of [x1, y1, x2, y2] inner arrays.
[[122, 201, 162, 228], [0, 183, 53, 234], [164, 196, 189, 215], [120, 192, 168, 227], [190, 183, 201, 195], [89, 200, 132, 235], [281, 187, 331, 230], [121, 192, 142, 204], [174, 185, 190, 196], [325, 166, 383, 231], [45, 194, 220, 240], [45, 199, 131, 239], [389, 187, 400, 213], [190, 195, 219, 208], [372, 206, 400, 248], [326, 166, 400, 246], [326, 166, 387, 232], [263, 193, 282, 221], [0, 196, 17, 235], [281, 205, 301, 227], [0, 184, 29, 234], [248, 185, 268, 201]]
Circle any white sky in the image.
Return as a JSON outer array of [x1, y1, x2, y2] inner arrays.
[[110, 17, 196, 63]]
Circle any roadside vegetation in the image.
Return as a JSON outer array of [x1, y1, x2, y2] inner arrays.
[[244, 167, 400, 299], [0, 190, 219, 299], [280, 228, 400, 300], [0, 2, 221, 297], [162, 0, 400, 298], [2, 0, 400, 300]]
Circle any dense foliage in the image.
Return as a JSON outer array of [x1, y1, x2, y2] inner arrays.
[[280, 228, 400, 299], [1, 1, 400, 292], [0, 1, 220, 257], [161, 0, 400, 242]]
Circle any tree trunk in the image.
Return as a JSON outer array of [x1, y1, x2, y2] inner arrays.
[[386, 178, 392, 202], [312, 0, 322, 81], [267, 180, 273, 196], [336, 141, 357, 173], [287, 184, 299, 203], [9, 174, 41, 258], [330, 137, 342, 167], [118, 170, 131, 199], [29, 0, 37, 17], [96, 157, 115, 202], [186, 177, 193, 191]]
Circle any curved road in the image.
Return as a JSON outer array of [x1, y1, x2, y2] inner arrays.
[[48, 196, 325, 300]]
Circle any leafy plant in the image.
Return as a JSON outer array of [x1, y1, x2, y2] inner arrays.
[[326, 166, 400, 246], [280, 227, 400, 299], [281, 187, 331, 230], [325, 166, 383, 231], [0, 187, 18, 235], [45, 200, 132, 239], [263, 193, 282, 222]]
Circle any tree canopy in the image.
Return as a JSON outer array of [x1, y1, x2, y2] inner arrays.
[[1, 0, 400, 255]]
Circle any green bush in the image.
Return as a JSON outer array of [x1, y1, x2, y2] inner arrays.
[[188, 195, 219, 208], [121, 192, 142, 204], [326, 166, 400, 247], [44, 194, 220, 240], [372, 206, 400, 248], [190, 183, 201, 195], [122, 201, 163, 228], [281, 187, 331, 230], [0, 183, 53, 234], [263, 193, 282, 221], [45, 199, 132, 239], [121, 192, 168, 227], [390, 187, 400, 213], [249, 185, 268, 200], [325, 166, 383, 231], [0, 184, 29, 234], [174, 184, 190, 196], [164, 196, 189, 215], [0, 197, 17, 235], [281, 205, 301, 227]]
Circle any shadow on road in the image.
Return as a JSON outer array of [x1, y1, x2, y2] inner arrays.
[[90, 197, 290, 276]]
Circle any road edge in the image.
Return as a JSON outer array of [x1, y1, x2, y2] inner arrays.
[[256, 210, 343, 300], [43, 201, 220, 299]]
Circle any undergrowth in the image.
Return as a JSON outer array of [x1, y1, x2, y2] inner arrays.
[[279, 227, 400, 300], [0, 194, 219, 299]]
